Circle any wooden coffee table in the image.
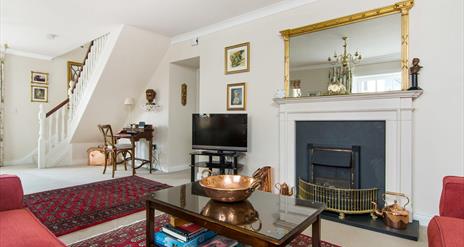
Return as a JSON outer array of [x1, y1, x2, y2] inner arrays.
[[145, 182, 325, 247]]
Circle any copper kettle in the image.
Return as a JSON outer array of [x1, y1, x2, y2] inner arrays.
[[275, 182, 294, 196], [372, 192, 410, 229]]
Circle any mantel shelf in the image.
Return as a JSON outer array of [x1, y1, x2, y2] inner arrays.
[[273, 90, 423, 105]]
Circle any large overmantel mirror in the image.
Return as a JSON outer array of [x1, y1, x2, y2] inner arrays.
[[280, 0, 414, 98]]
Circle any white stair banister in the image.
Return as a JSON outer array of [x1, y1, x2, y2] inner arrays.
[[61, 107, 67, 140], [55, 110, 60, 142], [37, 33, 109, 168], [37, 104, 46, 168], [48, 113, 53, 151], [68, 34, 109, 121]]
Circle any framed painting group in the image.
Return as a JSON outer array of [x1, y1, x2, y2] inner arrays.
[[30, 71, 48, 103], [224, 42, 250, 111]]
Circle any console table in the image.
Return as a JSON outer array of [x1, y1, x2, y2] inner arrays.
[[116, 126, 155, 173], [190, 151, 243, 182]]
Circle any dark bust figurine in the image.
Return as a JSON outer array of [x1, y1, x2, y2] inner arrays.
[[408, 58, 422, 90]]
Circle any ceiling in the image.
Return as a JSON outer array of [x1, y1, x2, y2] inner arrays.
[[0, 0, 316, 59], [290, 14, 401, 69]]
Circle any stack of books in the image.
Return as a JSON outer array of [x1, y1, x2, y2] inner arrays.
[[155, 219, 240, 247]]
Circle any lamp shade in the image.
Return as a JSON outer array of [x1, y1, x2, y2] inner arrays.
[[124, 97, 135, 105]]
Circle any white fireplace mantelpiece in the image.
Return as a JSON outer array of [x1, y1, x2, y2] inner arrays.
[[273, 90, 423, 105], [274, 90, 423, 218]]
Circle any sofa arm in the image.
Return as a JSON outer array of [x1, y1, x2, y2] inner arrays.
[[440, 176, 464, 219], [0, 175, 24, 211], [428, 216, 464, 247]]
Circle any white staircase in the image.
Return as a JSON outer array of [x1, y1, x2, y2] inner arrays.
[[36, 25, 170, 168], [37, 34, 109, 168], [69, 34, 109, 121]]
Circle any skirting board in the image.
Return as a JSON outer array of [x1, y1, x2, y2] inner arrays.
[[159, 164, 189, 173], [4, 149, 37, 166], [414, 213, 434, 226]]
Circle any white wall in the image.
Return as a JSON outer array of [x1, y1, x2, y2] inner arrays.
[[129, 40, 200, 170], [130, 0, 463, 224], [409, 0, 464, 223], [168, 61, 199, 170], [4, 46, 88, 163], [70, 25, 170, 143]]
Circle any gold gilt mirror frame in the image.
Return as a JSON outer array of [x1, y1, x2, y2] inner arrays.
[[280, 0, 414, 97]]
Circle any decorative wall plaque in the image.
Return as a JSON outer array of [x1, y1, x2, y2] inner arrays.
[[181, 83, 187, 106]]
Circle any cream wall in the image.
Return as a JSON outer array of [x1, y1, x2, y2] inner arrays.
[[168, 62, 199, 169], [4, 47, 88, 163], [130, 0, 463, 224], [130, 42, 200, 171]]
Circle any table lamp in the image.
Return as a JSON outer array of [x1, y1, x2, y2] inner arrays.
[[124, 97, 135, 124]]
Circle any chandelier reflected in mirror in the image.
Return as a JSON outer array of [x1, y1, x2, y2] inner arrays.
[[327, 37, 362, 95]]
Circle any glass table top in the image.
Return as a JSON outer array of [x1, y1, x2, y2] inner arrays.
[[145, 182, 325, 241]]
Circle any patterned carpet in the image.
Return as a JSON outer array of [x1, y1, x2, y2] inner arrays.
[[24, 176, 171, 236], [70, 214, 341, 247]]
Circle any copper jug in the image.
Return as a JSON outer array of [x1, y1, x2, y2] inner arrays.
[[275, 182, 294, 196], [372, 192, 410, 229]]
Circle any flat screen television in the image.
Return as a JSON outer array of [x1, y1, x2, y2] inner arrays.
[[192, 113, 247, 152]]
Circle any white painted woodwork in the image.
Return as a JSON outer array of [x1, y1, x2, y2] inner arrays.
[[69, 34, 109, 121], [36, 34, 109, 168], [274, 90, 422, 220]]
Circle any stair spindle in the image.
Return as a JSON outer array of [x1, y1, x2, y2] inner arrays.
[[48, 115, 53, 151], [55, 109, 61, 142]]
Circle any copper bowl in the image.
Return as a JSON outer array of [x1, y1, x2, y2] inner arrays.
[[201, 199, 261, 231], [199, 175, 261, 203]]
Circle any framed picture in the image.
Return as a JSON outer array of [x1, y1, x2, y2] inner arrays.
[[224, 42, 250, 74], [31, 71, 48, 85], [67, 61, 82, 90], [227, 82, 246, 111], [31, 85, 48, 103]]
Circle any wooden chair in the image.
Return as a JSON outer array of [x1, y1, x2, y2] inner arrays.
[[97, 124, 135, 178]]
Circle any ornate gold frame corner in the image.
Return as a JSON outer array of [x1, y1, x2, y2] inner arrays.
[[280, 0, 414, 96]]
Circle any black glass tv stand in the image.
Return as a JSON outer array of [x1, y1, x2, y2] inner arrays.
[[190, 151, 244, 182]]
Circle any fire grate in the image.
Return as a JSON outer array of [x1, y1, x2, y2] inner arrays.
[[298, 178, 378, 219]]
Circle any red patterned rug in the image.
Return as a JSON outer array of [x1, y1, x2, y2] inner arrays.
[[24, 176, 171, 236], [70, 214, 341, 247]]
